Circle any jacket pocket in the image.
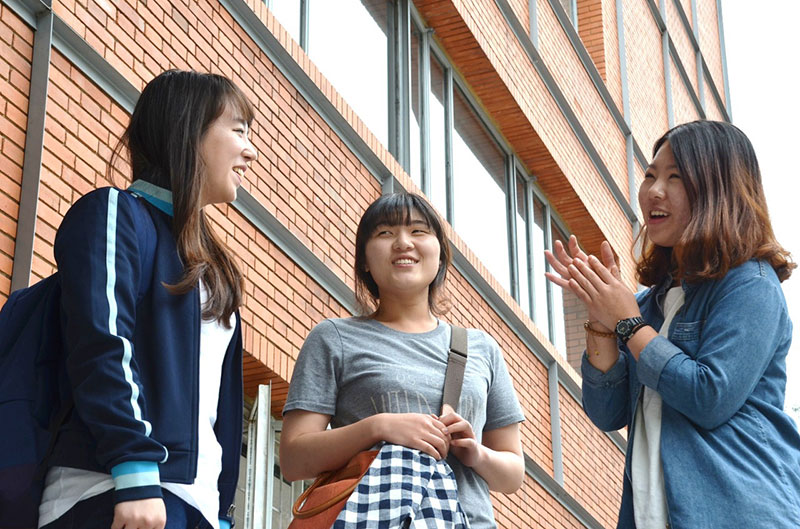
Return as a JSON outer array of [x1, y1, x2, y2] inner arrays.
[[670, 320, 703, 357]]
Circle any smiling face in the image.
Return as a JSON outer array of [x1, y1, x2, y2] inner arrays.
[[198, 103, 257, 207], [639, 141, 692, 248], [363, 210, 442, 301]]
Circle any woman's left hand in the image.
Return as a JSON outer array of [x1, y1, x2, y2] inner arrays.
[[568, 254, 641, 330], [438, 411, 482, 468]]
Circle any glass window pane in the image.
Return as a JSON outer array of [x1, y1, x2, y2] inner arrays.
[[515, 173, 530, 316], [308, 0, 390, 146], [548, 221, 586, 365], [409, 24, 422, 189], [428, 55, 447, 215], [550, 221, 568, 356], [452, 86, 510, 292], [270, 0, 302, 43], [531, 196, 549, 333]]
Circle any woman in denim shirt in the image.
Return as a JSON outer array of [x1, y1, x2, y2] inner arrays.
[[546, 120, 800, 529]]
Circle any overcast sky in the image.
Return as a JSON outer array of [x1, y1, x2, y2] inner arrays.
[[721, 2, 800, 421]]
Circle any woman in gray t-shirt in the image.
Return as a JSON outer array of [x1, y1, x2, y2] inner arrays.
[[281, 192, 525, 528]]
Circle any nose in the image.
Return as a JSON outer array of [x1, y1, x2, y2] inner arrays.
[[647, 177, 665, 200], [392, 230, 413, 250], [243, 138, 258, 162]]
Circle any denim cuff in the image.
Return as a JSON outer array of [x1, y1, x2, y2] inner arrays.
[[581, 349, 627, 387], [637, 335, 681, 389]]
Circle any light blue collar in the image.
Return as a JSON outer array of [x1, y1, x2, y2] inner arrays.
[[128, 179, 173, 216]]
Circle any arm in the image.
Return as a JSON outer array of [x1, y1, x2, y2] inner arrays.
[[55, 190, 166, 506], [280, 410, 450, 482], [637, 273, 789, 429], [439, 416, 524, 493], [545, 237, 633, 431]]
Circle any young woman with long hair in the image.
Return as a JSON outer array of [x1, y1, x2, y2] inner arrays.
[[38, 70, 257, 529], [546, 120, 800, 528], [281, 192, 526, 528]]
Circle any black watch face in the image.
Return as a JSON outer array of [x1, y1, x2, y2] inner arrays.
[[616, 320, 630, 335]]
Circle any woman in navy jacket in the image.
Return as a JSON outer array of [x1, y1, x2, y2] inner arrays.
[[545, 120, 800, 528], [39, 70, 257, 529]]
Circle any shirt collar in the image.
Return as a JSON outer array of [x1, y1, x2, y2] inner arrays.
[[128, 179, 173, 216]]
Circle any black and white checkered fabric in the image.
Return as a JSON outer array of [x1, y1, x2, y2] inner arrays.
[[333, 443, 470, 528]]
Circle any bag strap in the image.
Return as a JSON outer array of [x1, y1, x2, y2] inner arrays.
[[441, 325, 468, 414]]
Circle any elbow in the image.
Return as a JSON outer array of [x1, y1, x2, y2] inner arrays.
[[278, 444, 304, 482]]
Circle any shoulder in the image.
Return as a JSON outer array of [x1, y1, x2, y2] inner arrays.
[[712, 259, 782, 296], [461, 327, 503, 363], [60, 187, 142, 229]]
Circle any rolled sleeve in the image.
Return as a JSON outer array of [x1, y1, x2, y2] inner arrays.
[[636, 335, 682, 390]]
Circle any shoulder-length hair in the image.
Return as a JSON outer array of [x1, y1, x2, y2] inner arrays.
[[637, 120, 794, 286], [354, 192, 452, 316], [117, 70, 254, 326]]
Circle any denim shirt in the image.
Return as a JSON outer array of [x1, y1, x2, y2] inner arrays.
[[582, 260, 800, 529]]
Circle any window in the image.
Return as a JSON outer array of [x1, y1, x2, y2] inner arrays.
[[452, 85, 510, 291], [558, 0, 578, 29], [515, 171, 531, 316], [531, 194, 550, 332], [428, 54, 448, 215], [307, 0, 392, 146], [267, 0, 303, 44]]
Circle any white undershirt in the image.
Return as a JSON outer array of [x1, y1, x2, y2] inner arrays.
[[39, 281, 234, 528], [632, 286, 684, 529]]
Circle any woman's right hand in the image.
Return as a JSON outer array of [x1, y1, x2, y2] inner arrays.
[[545, 236, 620, 330], [375, 413, 450, 460]]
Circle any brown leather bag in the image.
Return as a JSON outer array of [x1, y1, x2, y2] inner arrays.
[[288, 325, 468, 528]]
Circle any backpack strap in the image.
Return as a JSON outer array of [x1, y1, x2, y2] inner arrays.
[[441, 325, 468, 414]]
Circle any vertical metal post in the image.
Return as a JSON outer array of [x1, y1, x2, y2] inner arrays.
[[660, 0, 674, 129], [506, 156, 519, 302], [444, 69, 455, 225], [11, 5, 52, 292], [715, 0, 731, 119], [420, 29, 432, 197], [548, 361, 564, 485], [244, 384, 272, 529], [299, 0, 309, 51]]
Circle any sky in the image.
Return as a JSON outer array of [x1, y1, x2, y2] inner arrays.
[[721, 2, 800, 421]]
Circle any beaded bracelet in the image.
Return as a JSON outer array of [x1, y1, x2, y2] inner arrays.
[[583, 320, 616, 339]]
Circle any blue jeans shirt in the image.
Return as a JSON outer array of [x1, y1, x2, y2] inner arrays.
[[582, 260, 800, 529]]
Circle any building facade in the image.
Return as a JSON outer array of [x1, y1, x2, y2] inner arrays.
[[0, 0, 729, 527]]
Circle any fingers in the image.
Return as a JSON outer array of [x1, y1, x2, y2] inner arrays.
[[600, 241, 621, 280], [544, 248, 570, 279], [545, 271, 571, 290], [568, 235, 589, 262]]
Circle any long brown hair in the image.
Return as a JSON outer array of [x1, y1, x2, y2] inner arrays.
[[636, 120, 794, 286], [119, 70, 253, 325], [354, 193, 452, 316]]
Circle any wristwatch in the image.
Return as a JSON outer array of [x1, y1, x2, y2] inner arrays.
[[615, 316, 647, 344]]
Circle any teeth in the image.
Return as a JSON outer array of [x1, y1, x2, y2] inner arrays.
[[394, 259, 416, 264], [651, 211, 668, 217], [234, 168, 245, 177]]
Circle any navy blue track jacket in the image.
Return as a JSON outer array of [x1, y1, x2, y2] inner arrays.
[[48, 184, 243, 523]]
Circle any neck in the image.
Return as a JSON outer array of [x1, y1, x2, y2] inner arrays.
[[372, 294, 437, 333]]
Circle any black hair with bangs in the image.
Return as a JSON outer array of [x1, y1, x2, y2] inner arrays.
[[354, 192, 451, 315]]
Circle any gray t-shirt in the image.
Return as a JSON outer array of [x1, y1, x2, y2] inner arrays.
[[283, 317, 525, 529]]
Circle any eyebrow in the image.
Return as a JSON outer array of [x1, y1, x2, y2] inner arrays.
[[645, 163, 679, 171]]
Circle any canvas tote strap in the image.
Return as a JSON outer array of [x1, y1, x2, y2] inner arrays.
[[441, 325, 468, 413]]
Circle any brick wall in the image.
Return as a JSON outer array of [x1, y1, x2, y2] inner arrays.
[[0, 5, 33, 305]]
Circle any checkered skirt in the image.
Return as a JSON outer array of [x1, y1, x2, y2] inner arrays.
[[333, 443, 470, 528]]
